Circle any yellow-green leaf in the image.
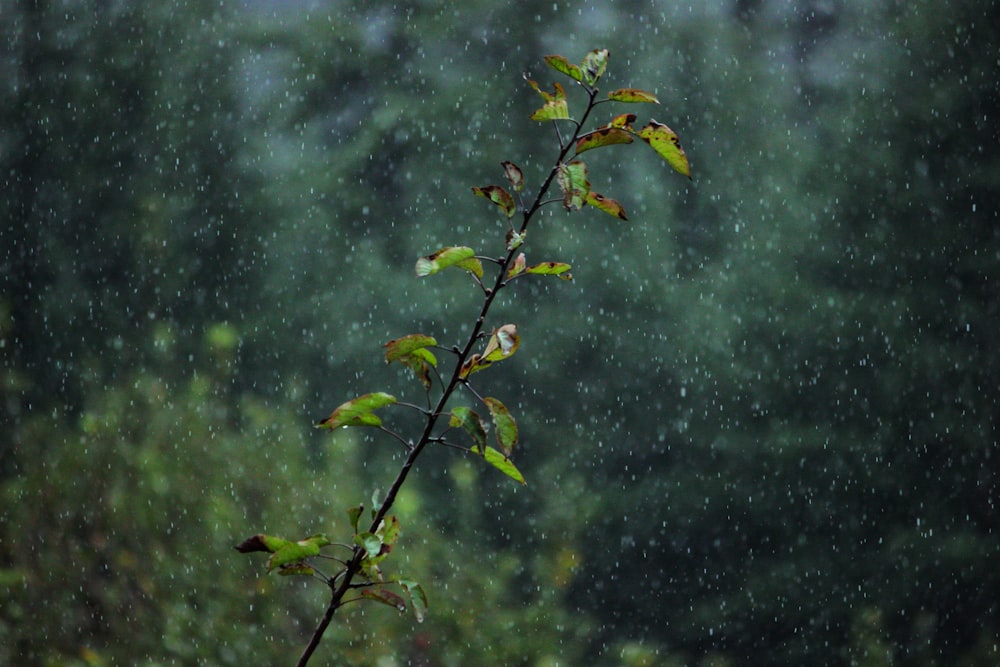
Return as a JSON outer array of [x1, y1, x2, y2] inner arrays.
[[471, 185, 516, 218], [384, 334, 437, 363], [586, 191, 628, 220], [557, 161, 590, 211], [608, 113, 637, 129], [484, 397, 518, 457], [576, 127, 634, 155], [525, 261, 573, 280], [450, 406, 487, 450], [474, 445, 526, 485], [526, 79, 570, 121], [636, 120, 692, 178], [544, 54, 583, 82], [415, 246, 477, 277], [317, 392, 397, 429], [581, 48, 609, 86], [607, 88, 659, 103]]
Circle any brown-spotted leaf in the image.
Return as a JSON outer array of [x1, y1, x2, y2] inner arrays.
[[317, 392, 397, 429], [415, 246, 480, 277], [526, 79, 570, 121], [525, 261, 573, 280], [507, 252, 527, 279], [576, 127, 634, 155], [361, 588, 407, 612], [607, 88, 660, 103], [581, 48, 609, 86], [450, 406, 487, 450], [635, 120, 692, 178], [471, 185, 516, 218], [500, 161, 525, 192], [608, 113, 637, 129], [484, 397, 518, 457], [586, 192, 628, 220], [544, 54, 583, 82], [557, 161, 590, 211], [384, 334, 437, 364]]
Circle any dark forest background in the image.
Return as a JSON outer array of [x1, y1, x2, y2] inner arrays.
[[2, 0, 997, 664]]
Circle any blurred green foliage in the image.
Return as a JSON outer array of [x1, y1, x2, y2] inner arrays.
[[1, 0, 997, 665]]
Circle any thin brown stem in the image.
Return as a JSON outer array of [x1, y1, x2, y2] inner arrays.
[[295, 86, 601, 667]]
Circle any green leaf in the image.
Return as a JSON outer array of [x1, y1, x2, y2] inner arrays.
[[384, 334, 437, 363], [347, 505, 364, 534], [377, 515, 401, 549], [398, 578, 428, 623], [506, 229, 526, 251], [526, 79, 570, 121], [317, 392, 397, 429], [458, 324, 520, 378], [500, 161, 525, 192], [471, 185, 516, 219], [557, 161, 590, 211], [267, 534, 331, 572], [484, 397, 518, 457], [450, 407, 487, 450], [586, 192, 628, 220], [575, 127, 634, 155], [543, 54, 583, 82], [525, 261, 573, 280], [635, 120, 692, 178], [607, 88, 659, 103], [474, 445, 527, 485], [415, 246, 479, 277], [507, 252, 527, 279], [607, 112, 637, 129], [355, 532, 384, 560], [361, 587, 407, 612], [234, 533, 292, 554], [277, 562, 316, 577], [581, 48, 609, 86]]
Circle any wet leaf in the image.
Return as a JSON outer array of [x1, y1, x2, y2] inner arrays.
[[355, 532, 383, 560], [450, 406, 487, 450], [500, 160, 525, 192], [234, 533, 291, 554], [471, 185, 516, 218], [507, 252, 527, 279], [473, 445, 527, 485], [526, 79, 570, 121], [607, 113, 637, 129], [635, 120, 692, 178], [267, 534, 331, 572], [415, 246, 480, 277], [484, 397, 518, 457], [607, 88, 659, 103], [557, 161, 590, 211], [576, 127, 633, 155], [398, 578, 428, 622], [586, 192, 628, 220], [276, 563, 315, 577], [581, 48, 609, 86], [543, 54, 583, 82], [361, 588, 407, 612], [347, 505, 364, 534], [384, 334, 437, 363], [317, 392, 397, 430], [525, 261, 573, 280], [377, 516, 401, 550], [506, 229, 526, 251], [459, 324, 520, 378]]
